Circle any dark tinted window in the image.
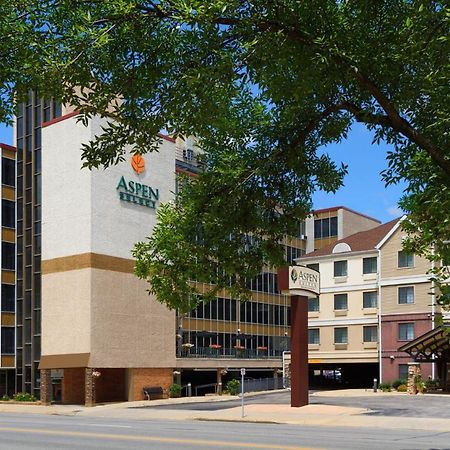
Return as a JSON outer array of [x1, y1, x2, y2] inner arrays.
[[2, 158, 15, 187], [1, 284, 15, 312], [2, 242, 15, 270], [1, 327, 14, 354], [2, 199, 15, 228]]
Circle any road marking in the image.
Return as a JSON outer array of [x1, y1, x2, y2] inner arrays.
[[0, 426, 321, 449]]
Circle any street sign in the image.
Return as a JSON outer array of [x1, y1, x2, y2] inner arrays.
[[240, 368, 246, 376]]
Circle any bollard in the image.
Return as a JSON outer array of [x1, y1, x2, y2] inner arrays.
[[187, 382, 192, 397], [373, 378, 378, 392], [218, 382, 222, 395]]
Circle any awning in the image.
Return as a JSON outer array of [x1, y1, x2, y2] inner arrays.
[[398, 326, 450, 362], [39, 353, 91, 369]]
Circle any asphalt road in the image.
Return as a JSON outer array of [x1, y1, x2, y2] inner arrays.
[[0, 413, 449, 450], [141, 390, 450, 418]]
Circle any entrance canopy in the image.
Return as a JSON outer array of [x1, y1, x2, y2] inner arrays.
[[398, 325, 450, 363]]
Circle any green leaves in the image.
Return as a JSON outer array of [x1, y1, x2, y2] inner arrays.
[[1, 1, 449, 310]]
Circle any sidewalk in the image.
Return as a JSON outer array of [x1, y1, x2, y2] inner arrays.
[[1, 390, 449, 432]]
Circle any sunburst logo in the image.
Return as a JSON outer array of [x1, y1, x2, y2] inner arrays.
[[131, 154, 145, 174]]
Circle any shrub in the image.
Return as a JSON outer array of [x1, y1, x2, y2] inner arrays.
[[425, 378, 439, 390], [397, 384, 407, 392], [12, 392, 37, 402], [1, 394, 10, 401], [169, 383, 182, 398], [392, 379, 407, 390], [379, 383, 391, 392], [226, 379, 240, 395]]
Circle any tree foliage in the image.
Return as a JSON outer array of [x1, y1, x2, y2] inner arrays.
[[0, 1, 449, 309]]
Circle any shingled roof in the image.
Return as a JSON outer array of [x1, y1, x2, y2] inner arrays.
[[300, 217, 402, 259]]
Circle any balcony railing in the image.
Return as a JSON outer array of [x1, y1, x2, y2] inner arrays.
[[179, 346, 284, 359]]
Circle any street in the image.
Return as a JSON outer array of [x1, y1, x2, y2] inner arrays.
[[0, 412, 449, 450]]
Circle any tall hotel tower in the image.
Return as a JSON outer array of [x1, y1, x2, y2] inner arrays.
[[15, 95, 61, 395]]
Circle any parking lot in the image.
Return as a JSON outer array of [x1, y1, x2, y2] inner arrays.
[[140, 389, 450, 418]]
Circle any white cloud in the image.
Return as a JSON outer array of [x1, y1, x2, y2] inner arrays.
[[387, 206, 403, 217]]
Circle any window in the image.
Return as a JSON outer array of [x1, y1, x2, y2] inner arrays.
[[314, 217, 338, 239], [308, 328, 320, 345], [363, 326, 378, 342], [1, 327, 14, 354], [363, 257, 377, 274], [398, 251, 414, 268], [1, 284, 15, 312], [1, 242, 15, 270], [2, 158, 15, 187], [334, 260, 347, 277], [2, 199, 15, 228], [363, 291, 378, 308], [308, 297, 319, 312], [399, 364, 409, 380], [398, 286, 414, 304], [334, 294, 348, 310], [334, 327, 348, 344], [399, 323, 414, 341], [306, 263, 319, 272]]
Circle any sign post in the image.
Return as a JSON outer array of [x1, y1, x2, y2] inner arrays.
[[241, 368, 246, 418], [278, 265, 320, 408]]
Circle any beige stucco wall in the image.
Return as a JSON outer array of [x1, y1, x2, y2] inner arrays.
[[380, 283, 432, 315], [41, 269, 91, 356], [308, 324, 378, 363], [90, 269, 175, 368], [380, 227, 430, 279], [340, 209, 380, 240], [41, 115, 177, 369]]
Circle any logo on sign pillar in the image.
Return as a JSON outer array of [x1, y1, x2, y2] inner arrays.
[[131, 154, 145, 174]]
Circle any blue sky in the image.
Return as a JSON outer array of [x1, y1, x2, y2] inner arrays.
[[0, 121, 405, 224]]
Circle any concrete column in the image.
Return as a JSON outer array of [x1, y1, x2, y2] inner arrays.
[[216, 369, 223, 395], [407, 362, 421, 395], [85, 368, 96, 407], [290, 295, 309, 407], [40, 369, 52, 405]]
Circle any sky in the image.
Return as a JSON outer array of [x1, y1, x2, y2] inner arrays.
[[0, 121, 405, 224]]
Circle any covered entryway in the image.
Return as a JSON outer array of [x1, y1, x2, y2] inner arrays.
[[398, 325, 450, 391]]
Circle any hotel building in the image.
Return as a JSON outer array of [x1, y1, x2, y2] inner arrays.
[[0, 143, 16, 396], [10, 95, 383, 402], [299, 217, 436, 386]]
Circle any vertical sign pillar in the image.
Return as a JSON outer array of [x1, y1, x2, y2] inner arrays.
[[278, 265, 320, 409], [290, 295, 309, 407]]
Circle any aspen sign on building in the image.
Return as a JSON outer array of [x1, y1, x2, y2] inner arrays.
[[288, 266, 320, 295]]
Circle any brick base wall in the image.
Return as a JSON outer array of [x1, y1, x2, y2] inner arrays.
[[128, 368, 173, 401], [96, 368, 126, 403], [62, 368, 85, 404]]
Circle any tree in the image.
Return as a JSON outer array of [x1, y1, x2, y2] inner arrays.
[[1, 1, 449, 309]]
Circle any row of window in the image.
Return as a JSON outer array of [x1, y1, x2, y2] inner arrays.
[[307, 323, 415, 346], [308, 326, 378, 345], [308, 286, 415, 313], [314, 217, 338, 239], [189, 299, 291, 326], [308, 291, 378, 312], [307, 251, 415, 279]]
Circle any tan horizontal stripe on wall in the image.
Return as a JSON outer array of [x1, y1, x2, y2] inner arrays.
[[1, 313, 15, 326], [1, 356, 14, 368], [2, 228, 15, 243], [39, 353, 90, 369], [2, 149, 16, 160], [2, 271, 15, 284], [1, 187, 14, 201], [42, 253, 135, 275]]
